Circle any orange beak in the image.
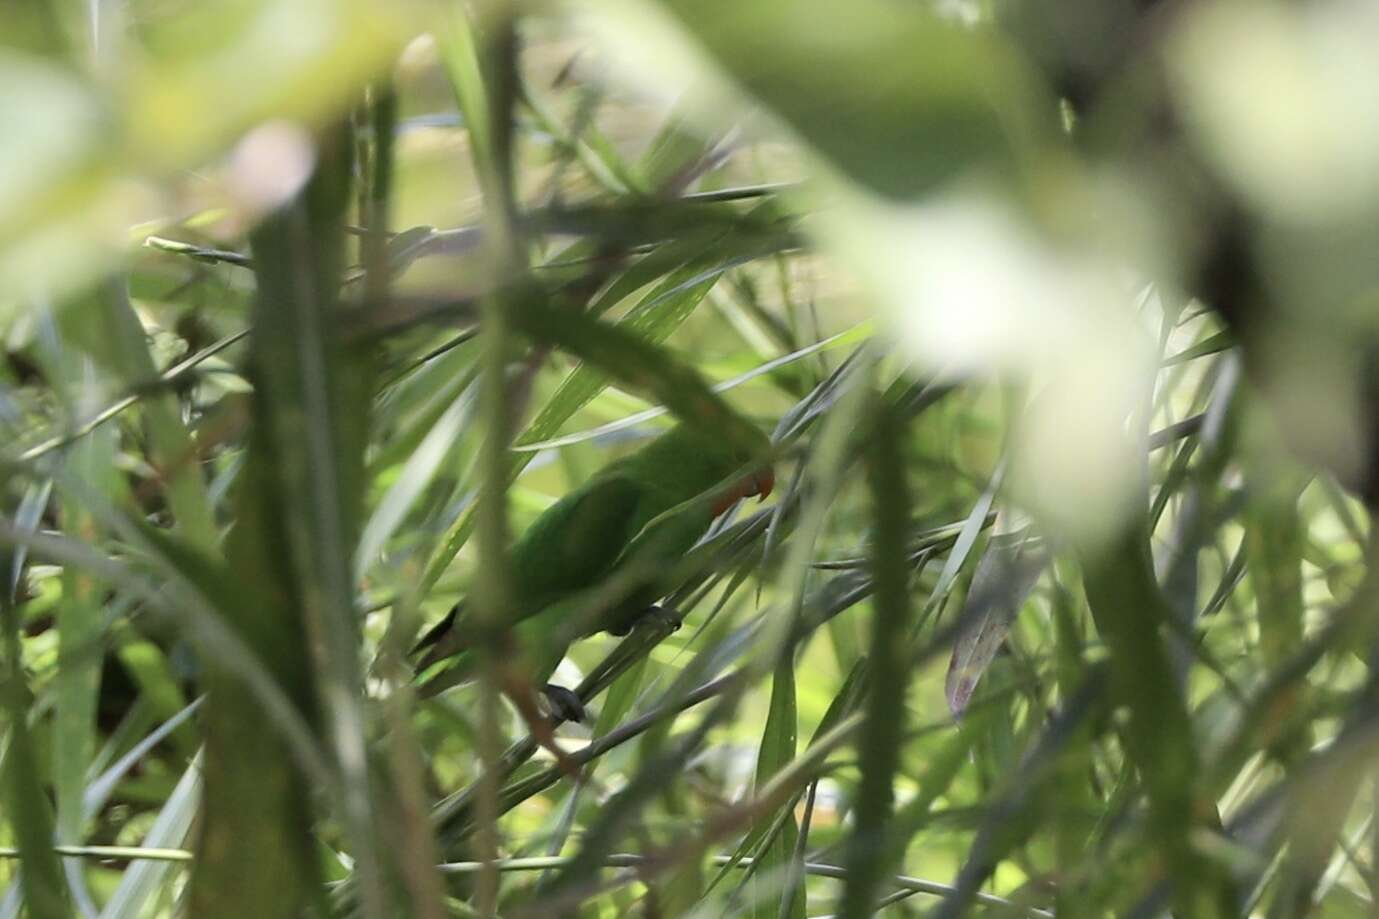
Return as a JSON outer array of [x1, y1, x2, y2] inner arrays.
[[751, 467, 775, 502], [711, 467, 776, 517]]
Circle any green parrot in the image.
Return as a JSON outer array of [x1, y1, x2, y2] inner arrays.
[[412, 420, 775, 718]]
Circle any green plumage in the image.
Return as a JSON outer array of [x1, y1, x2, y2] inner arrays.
[[414, 422, 773, 699]]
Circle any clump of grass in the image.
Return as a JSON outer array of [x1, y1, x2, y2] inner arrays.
[[3, 2, 1378, 918]]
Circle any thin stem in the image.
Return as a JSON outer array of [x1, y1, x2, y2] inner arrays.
[[0, 846, 1053, 915], [14, 331, 248, 463]]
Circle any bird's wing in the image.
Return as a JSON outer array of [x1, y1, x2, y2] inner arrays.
[[509, 471, 649, 604], [585, 488, 718, 633], [615, 493, 716, 568], [412, 472, 647, 674]]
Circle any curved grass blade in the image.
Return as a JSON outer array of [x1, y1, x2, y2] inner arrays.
[[98, 753, 202, 919], [944, 529, 1047, 717], [83, 698, 202, 822], [1078, 512, 1237, 917], [2, 576, 67, 919], [515, 324, 867, 452], [355, 376, 478, 580], [746, 658, 804, 919]]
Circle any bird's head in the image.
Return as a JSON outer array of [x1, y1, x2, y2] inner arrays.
[[710, 464, 775, 516], [644, 417, 775, 516], [709, 422, 775, 516]]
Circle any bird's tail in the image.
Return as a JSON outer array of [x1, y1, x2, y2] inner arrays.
[[411, 601, 468, 674]]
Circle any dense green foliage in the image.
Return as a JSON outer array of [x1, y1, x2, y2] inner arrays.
[[4, 1, 1379, 917]]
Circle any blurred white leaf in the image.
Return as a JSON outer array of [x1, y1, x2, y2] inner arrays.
[[1169, 0, 1379, 224], [576, 0, 1041, 199], [0, 55, 102, 216], [821, 184, 1156, 536], [567, 0, 749, 128], [0, 0, 412, 307], [226, 121, 318, 212]]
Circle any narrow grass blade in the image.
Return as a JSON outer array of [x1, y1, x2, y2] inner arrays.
[[747, 658, 803, 919], [515, 324, 866, 452], [54, 413, 119, 916], [1078, 514, 1237, 916], [83, 698, 202, 821], [1, 622, 67, 919], [99, 753, 202, 919], [945, 530, 1047, 717], [932, 671, 1107, 919], [90, 283, 218, 548], [355, 378, 477, 580]]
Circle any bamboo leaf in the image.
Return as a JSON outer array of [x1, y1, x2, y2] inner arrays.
[[944, 530, 1047, 717], [515, 325, 866, 452], [83, 283, 218, 548], [658, 0, 1047, 199], [50, 382, 121, 916], [516, 262, 726, 450], [747, 658, 803, 919], [83, 699, 202, 822], [356, 375, 478, 580]]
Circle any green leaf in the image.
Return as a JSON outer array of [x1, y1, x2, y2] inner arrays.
[[72, 285, 218, 549], [2, 620, 68, 919], [705, 660, 866, 900], [517, 261, 725, 449], [111, 637, 196, 760], [1077, 514, 1236, 917], [658, 0, 1049, 199], [889, 723, 978, 847], [931, 670, 1108, 919], [944, 531, 1047, 717], [516, 323, 866, 452], [1163, 329, 1236, 367], [83, 699, 202, 822], [585, 235, 717, 319], [49, 377, 122, 916], [747, 659, 803, 919], [356, 371, 478, 580]]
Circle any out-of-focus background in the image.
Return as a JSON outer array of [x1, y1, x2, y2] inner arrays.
[[5, 0, 1379, 916]]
